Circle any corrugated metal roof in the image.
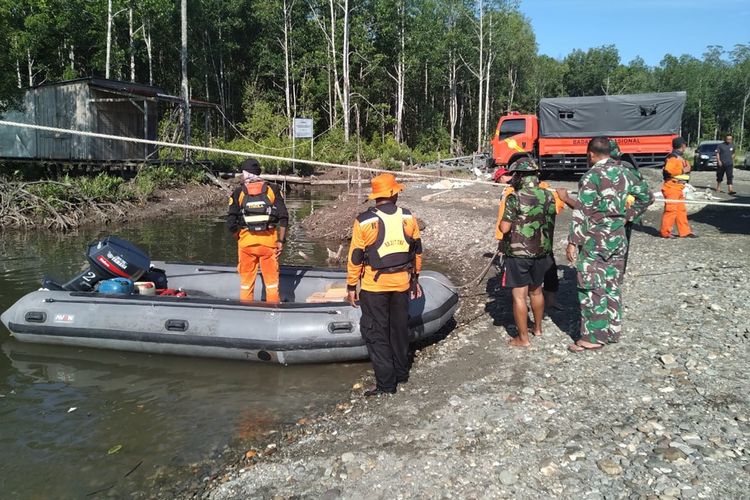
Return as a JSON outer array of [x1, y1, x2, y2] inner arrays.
[[30, 77, 217, 108]]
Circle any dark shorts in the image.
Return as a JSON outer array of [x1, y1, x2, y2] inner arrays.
[[717, 164, 734, 184], [503, 255, 552, 288]]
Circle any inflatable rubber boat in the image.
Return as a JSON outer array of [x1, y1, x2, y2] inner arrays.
[[0, 237, 458, 364]]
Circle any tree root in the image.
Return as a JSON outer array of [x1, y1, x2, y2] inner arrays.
[[0, 178, 135, 231]]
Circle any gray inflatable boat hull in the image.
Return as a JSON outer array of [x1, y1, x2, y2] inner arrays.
[[0, 262, 458, 364]]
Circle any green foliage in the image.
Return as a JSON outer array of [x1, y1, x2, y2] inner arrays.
[[2, 0, 749, 161], [75, 172, 124, 201], [127, 165, 206, 200]]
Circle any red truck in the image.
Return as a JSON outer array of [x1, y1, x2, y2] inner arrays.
[[489, 92, 686, 171]]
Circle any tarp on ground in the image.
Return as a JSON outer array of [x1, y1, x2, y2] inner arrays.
[[538, 92, 686, 138]]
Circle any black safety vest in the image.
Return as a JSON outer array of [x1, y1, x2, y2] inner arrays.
[[240, 182, 279, 232]]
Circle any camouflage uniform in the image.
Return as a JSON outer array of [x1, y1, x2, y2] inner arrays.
[[609, 139, 646, 275], [501, 161, 557, 290], [502, 164, 556, 259], [570, 157, 653, 344]]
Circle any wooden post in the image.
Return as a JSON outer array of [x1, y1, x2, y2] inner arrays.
[[143, 100, 149, 160]]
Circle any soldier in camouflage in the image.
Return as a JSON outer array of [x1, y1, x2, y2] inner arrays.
[[567, 137, 653, 352], [609, 139, 645, 276], [499, 158, 557, 347]]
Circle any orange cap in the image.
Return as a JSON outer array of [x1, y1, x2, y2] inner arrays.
[[368, 173, 405, 200]]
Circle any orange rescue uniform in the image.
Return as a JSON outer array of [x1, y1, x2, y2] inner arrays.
[[347, 203, 422, 292], [226, 181, 289, 303], [659, 156, 692, 238]]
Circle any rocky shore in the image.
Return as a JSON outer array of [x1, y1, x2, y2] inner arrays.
[[199, 168, 750, 499]]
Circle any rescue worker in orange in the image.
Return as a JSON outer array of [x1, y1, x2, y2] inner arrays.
[[226, 158, 289, 303], [660, 137, 697, 239], [347, 173, 423, 397]]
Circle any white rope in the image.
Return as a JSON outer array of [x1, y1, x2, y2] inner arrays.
[[0, 119, 500, 187], [1, 119, 748, 209]]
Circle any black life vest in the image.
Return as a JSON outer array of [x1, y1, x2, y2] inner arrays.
[[365, 207, 414, 277], [239, 182, 279, 232]]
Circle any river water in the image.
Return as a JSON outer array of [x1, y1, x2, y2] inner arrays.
[[0, 189, 366, 498]]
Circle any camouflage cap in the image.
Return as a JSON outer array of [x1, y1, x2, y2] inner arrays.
[[507, 158, 539, 172], [609, 139, 621, 159]]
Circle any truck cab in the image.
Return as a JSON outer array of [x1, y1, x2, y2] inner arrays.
[[489, 112, 537, 167]]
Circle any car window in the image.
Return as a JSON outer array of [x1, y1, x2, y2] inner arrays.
[[698, 144, 719, 153]]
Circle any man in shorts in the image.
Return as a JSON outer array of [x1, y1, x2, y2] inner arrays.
[[715, 134, 736, 195], [499, 158, 557, 347]]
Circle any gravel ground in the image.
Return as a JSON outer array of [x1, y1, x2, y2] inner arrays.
[[201, 168, 750, 499]]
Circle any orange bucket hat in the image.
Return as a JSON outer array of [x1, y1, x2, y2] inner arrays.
[[368, 173, 405, 200]]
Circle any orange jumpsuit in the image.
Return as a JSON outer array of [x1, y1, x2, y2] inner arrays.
[[227, 182, 289, 303], [660, 156, 691, 238]]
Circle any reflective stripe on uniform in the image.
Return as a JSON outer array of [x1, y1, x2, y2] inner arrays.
[[243, 214, 272, 223]]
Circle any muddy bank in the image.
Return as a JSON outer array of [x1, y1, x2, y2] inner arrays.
[[0, 182, 229, 231], [198, 169, 750, 499]]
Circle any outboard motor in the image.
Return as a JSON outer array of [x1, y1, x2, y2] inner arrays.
[[58, 237, 151, 292]]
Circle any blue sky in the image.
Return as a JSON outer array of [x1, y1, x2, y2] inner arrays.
[[519, 0, 750, 66]]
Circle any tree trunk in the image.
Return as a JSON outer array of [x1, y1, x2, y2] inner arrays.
[[697, 97, 702, 141], [327, 58, 334, 128], [342, 0, 351, 142], [507, 66, 517, 113], [68, 43, 75, 71], [145, 23, 154, 85], [16, 58, 22, 88], [27, 49, 33, 87], [483, 15, 493, 149], [476, 0, 484, 152], [394, 0, 405, 143], [180, 0, 190, 159], [129, 5, 135, 81], [449, 52, 458, 155], [218, 25, 226, 115], [282, 0, 293, 140], [740, 88, 749, 153], [328, 0, 343, 127], [106, 0, 113, 79]]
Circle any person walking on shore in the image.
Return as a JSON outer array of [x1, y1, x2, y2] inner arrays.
[[715, 134, 736, 195], [567, 137, 653, 352], [226, 159, 289, 303], [660, 137, 696, 239], [346, 173, 423, 396], [498, 159, 556, 346]]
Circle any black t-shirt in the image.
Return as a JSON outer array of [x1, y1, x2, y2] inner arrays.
[[716, 142, 735, 165]]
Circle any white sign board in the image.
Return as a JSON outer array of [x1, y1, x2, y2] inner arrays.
[[293, 118, 314, 139]]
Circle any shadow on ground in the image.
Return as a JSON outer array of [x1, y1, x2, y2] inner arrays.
[[688, 193, 750, 235], [483, 262, 580, 342]]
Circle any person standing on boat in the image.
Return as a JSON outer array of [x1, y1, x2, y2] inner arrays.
[[226, 158, 289, 303], [346, 173, 423, 397]]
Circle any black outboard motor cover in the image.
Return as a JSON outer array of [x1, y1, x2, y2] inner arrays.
[[61, 237, 151, 291]]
